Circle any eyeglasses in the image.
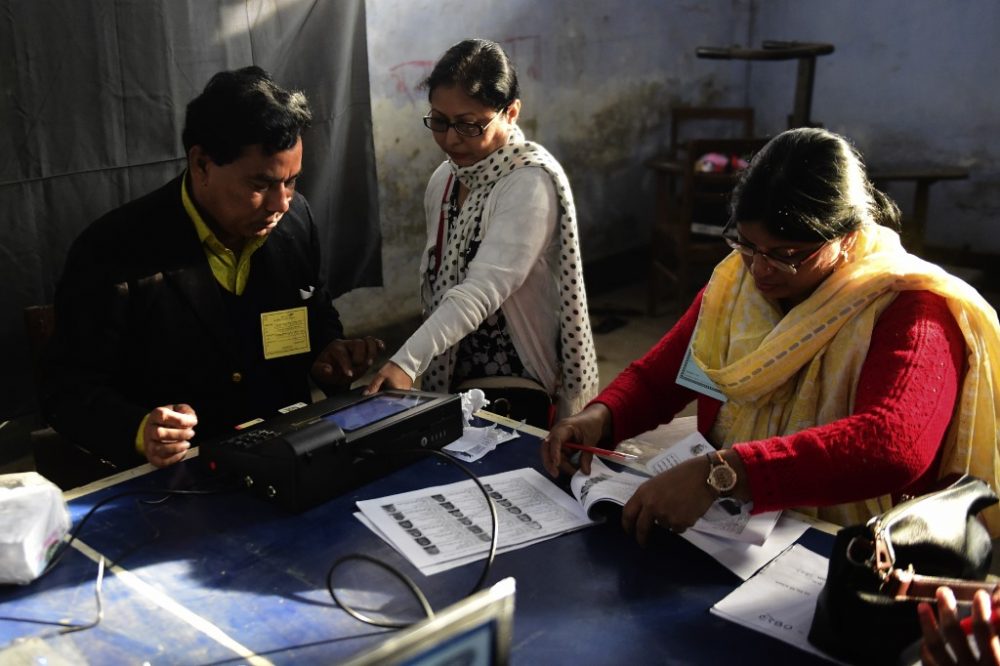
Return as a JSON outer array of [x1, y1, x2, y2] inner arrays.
[[422, 111, 502, 137], [722, 223, 828, 275]]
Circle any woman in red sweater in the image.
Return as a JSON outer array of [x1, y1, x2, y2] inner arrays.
[[541, 127, 1000, 544]]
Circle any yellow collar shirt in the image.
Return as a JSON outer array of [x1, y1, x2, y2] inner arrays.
[[137, 175, 271, 456], [181, 174, 268, 295]]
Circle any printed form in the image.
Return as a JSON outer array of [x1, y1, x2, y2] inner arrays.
[[355, 468, 596, 576], [711, 544, 846, 664]]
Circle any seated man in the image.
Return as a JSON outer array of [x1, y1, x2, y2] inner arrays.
[[42, 66, 381, 471]]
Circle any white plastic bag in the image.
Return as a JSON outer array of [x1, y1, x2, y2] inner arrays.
[[460, 388, 490, 426], [0, 472, 71, 584]]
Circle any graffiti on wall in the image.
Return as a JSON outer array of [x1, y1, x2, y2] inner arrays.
[[387, 35, 542, 105]]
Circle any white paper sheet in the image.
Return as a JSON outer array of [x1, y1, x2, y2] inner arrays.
[[355, 468, 596, 576], [570, 457, 647, 516], [680, 513, 812, 580], [711, 544, 846, 664], [442, 425, 520, 463], [575, 430, 780, 544]]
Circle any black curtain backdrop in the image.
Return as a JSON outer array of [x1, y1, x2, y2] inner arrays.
[[0, 0, 381, 419]]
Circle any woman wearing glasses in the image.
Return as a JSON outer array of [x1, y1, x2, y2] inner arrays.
[[365, 39, 598, 426], [542, 127, 1000, 542]]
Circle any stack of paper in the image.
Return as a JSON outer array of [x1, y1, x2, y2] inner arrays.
[[711, 544, 844, 664], [355, 468, 596, 576], [607, 426, 812, 580]]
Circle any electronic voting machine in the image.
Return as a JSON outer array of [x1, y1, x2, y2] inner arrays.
[[201, 389, 462, 511]]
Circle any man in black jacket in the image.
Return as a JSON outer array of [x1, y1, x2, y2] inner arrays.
[[44, 66, 381, 470]]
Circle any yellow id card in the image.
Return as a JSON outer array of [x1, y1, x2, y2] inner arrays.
[[261, 306, 311, 360]]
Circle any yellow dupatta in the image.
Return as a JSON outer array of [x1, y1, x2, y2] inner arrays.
[[690, 223, 1000, 534]]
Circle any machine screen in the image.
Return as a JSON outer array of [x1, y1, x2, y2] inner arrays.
[[323, 393, 431, 433]]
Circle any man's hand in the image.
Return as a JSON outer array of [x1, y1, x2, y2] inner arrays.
[[540, 404, 612, 477], [364, 361, 414, 395], [142, 404, 197, 468], [311, 337, 385, 387]]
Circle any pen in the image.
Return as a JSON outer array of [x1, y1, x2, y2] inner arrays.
[[562, 442, 638, 461]]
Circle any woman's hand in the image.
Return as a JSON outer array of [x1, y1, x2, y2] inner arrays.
[[141, 403, 197, 468], [621, 455, 717, 546], [540, 403, 612, 477], [363, 361, 414, 395], [919, 587, 1000, 665]]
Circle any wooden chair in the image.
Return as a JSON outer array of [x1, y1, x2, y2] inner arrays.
[[645, 107, 763, 314], [668, 107, 755, 152], [22, 304, 118, 489]]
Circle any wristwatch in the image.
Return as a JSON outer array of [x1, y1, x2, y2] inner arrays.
[[705, 451, 737, 496], [706, 451, 743, 515]]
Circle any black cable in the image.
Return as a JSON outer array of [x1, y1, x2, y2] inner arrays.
[[0, 480, 238, 645], [43, 483, 239, 578], [326, 448, 500, 630], [0, 557, 104, 636], [326, 554, 434, 629]]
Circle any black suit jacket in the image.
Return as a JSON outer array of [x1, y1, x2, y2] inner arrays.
[[43, 175, 344, 467]]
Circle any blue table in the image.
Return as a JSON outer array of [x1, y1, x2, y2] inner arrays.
[[0, 417, 836, 664]]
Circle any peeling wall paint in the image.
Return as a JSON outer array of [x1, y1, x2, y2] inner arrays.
[[339, 0, 751, 333], [338, 0, 998, 336]]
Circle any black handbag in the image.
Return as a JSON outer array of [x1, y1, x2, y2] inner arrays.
[[807, 474, 999, 665]]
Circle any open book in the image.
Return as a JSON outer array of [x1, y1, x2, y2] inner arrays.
[[569, 430, 781, 546]]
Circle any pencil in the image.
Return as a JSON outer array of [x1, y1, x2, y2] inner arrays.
[[561, 442, 638, 461]]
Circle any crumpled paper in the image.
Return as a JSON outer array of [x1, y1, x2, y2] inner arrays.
[[444, 390, 521, 462], [0, 472, 70, 584], [459, 388, 489, 426]]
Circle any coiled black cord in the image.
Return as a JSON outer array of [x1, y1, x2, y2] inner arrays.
[[326, 448, 499, 629]]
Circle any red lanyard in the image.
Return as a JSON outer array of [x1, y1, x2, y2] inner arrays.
[[432, 174, 456, 278]]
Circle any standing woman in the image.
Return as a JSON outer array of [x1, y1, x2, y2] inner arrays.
[[366, 39, 598, 426]]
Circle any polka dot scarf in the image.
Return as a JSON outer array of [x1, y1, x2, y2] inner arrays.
[[421, 126, 599, 415]]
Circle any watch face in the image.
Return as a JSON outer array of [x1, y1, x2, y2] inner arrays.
[[708, 464, 737, 493]]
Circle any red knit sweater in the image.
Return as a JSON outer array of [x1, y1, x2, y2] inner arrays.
[[595, 289, 965, 513]]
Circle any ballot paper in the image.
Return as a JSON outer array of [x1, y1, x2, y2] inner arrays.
[[356, 468, 596, 576], [645, 432, 780, 544], [711, 544, 846, 664], [570, 432, 781, 546]]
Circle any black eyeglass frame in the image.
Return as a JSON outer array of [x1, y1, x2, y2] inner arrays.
[[721, 222, 829, 275], [422, 111, 503, 138]]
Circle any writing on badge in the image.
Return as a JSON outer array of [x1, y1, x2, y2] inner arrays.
[[261, 306, 311, 360]]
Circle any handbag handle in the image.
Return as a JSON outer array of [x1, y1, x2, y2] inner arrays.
[[881, 567, 1000, 603]]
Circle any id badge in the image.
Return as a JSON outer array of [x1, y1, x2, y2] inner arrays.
[[676, 345, 727, 402], [261, 306, 311, 360]]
